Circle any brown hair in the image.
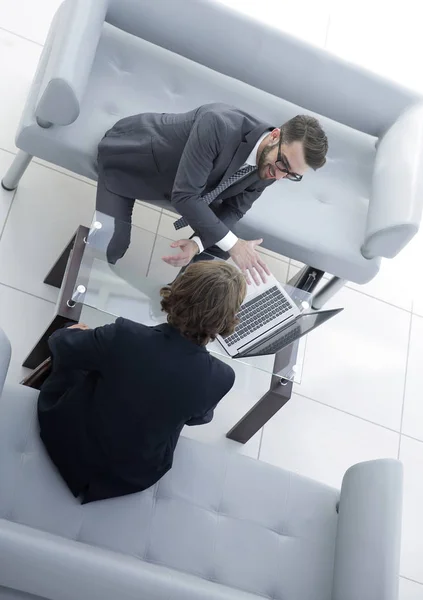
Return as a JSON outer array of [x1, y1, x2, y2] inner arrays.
[[281, 115, 328, 170], [160, 261, 247, 346]]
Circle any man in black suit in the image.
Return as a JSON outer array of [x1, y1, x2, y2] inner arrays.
[[96, 103, 328, 285], [37, 260, 246, 504]]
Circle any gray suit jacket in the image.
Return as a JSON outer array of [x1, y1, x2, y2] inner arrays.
[[98, 103, 275, 249]]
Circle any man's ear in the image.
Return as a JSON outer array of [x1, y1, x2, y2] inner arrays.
[[269, 128, 281, 144]]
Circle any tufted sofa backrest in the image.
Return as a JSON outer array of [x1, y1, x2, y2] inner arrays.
[[106, 0, 420, 137]]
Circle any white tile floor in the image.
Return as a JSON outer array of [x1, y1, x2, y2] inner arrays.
[[0, 0, 423, 595]]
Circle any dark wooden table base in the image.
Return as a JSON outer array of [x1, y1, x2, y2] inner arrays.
[[23, 226, 89, 369]]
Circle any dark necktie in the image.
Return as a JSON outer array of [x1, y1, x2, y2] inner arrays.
[[173, 164, 257, 230]]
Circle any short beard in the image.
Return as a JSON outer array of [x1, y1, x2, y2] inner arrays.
[[257, 142, 276, 180]]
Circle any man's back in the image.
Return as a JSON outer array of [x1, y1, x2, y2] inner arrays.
[[38, 318, 234, 503], [98, 102, 271, 201], [90, 319, 234, 462]]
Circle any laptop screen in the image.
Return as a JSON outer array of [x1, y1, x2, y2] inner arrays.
[[239, 308, 343, 358]]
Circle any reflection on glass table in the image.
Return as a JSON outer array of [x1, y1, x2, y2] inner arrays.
[[75, 212, 318, 382]]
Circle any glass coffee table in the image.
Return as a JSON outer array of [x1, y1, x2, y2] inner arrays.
[[24, 211, 324, 443]]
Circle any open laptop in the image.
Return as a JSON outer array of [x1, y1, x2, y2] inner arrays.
[[217, 273, 343, 358]]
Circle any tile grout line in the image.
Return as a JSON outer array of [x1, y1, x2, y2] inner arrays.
[[257, 426, 265, 460], [0, 147, 97, 189], [0, 188, 16, 243], [145, 212, 162, 278], [0, 25, 44, 48], [401, 575, 423, 586], [0, 281, 56, 307], [323, 13, 331, 48], [293, 389, 404, 437], [400, 431, 423, 447], [344, 282, 413, 315], [397, 311, 414, 459]]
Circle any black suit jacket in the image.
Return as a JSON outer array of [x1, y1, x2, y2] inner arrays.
[[38, 319, 235, 503], [97, 103, 275, 248]]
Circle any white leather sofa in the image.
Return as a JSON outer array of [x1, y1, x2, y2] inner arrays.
[[3, 0, 423, 307], [0, 327, 404, 599]]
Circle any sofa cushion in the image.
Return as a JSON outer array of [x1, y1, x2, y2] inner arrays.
[[0, 383, 340, 599], [18, 23, 380, 283]]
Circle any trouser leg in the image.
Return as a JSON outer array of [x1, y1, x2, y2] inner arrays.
[[95, 168, 135, 264]]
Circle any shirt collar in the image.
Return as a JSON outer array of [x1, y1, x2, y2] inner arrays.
[[245, 131, 269, 167]]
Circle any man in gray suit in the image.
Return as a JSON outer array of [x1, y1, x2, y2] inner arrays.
[[96, 103, 328, 284]]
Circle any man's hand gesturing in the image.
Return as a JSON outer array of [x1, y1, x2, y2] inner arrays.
[[162, 239, 199, 268], [229, 238, 270, 285]]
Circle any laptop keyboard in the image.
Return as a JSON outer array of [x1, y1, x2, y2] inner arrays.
[[224, 285, 292, 347]]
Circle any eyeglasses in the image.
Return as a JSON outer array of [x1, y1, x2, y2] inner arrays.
[[275, 135, 303, 182]]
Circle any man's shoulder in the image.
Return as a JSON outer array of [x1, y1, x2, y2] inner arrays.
[[195, 103, 271, 136], [114, 317, 150, 336], [197, 102, 241, 114], [196, 103, 256, 119], [209, 353, 235, 383]]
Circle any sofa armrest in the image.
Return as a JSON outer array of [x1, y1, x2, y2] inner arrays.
[[0, 329, 11, 398], [362, 103, 423, 259], [332, 459, 403, 600], [35, 0, 108, 126]]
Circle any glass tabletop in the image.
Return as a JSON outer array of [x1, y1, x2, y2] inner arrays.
[[69, 210, 311, 382]]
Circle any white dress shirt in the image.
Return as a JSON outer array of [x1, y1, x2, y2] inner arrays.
[[191, 131, 268, 254]]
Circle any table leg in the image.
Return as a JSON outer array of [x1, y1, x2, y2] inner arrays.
[[44, 232, 77, 288], [22, 226, 89, 369], [226, 265, 324, 443], [226, 343, 295, 443], [22, 314, 74, 369]]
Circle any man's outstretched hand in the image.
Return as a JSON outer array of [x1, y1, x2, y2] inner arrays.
[[162, 239, 199, 268], [229, 238, 270, 285]]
